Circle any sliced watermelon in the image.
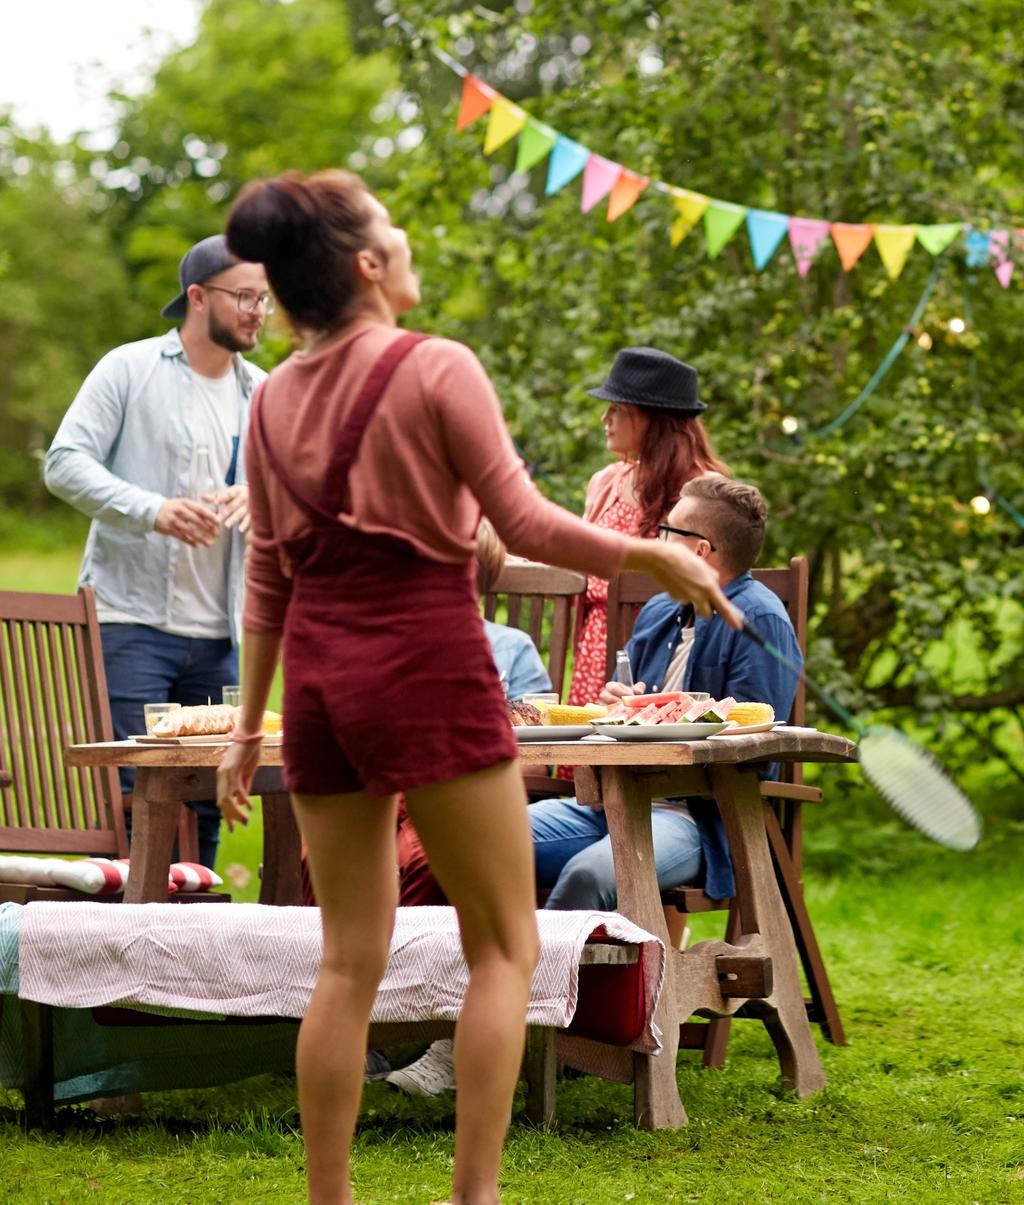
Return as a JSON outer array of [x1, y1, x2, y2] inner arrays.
[[602, 703, 632, 723], [626, 702, 663, 725], [682, 697, 733, 722], [623, 691, 691, 709]]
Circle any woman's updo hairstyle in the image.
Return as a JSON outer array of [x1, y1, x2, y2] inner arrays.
[[226, 169, 378, 332]]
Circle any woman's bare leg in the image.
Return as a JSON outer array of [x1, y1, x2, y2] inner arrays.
[[291, 789, 399, 1205], [405, 760, 539, 1205]]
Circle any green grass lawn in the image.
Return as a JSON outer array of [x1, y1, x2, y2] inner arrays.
[[2, 544, 1022, 1202], [3, 790, 1021, 1202]]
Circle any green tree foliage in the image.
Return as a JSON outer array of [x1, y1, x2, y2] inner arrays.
[[0, 0, 1020, 777], [379, 0, 1023, 777], [97, 0, 398, 323], [0, 120, 141, 508]]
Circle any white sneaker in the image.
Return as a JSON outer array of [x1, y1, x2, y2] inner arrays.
[[386, 1039, 455, 1097]]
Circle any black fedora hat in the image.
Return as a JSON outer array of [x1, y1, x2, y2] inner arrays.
[[587, 347, 704, 414]]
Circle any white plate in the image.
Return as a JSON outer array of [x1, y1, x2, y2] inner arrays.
[[132, 733, 283, 746], [709, 720, 780, 737], [589, 721, 729, 742], [513, 725, 594, 742]]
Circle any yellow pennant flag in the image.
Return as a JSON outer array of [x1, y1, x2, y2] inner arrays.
[[873, 224, 918, 280], [669, 189, 710, 247], [483, 96, 527, 155]]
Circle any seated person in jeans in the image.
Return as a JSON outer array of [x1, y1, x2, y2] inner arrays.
[[387, 475, 801, 1099], [530, 474, 801, 913]]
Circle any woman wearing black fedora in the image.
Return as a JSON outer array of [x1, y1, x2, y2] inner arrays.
[[560, 347, 729, 721]]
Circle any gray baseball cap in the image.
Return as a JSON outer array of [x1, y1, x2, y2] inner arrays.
[[161, 234, 239, 319]]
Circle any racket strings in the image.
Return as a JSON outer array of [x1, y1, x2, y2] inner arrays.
[[858, 729, 982, 851]]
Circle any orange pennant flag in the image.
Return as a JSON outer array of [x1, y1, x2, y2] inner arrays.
[[831, 222, 874, 272], [607, 170, 649, 222], [456, 74, 497, 132]]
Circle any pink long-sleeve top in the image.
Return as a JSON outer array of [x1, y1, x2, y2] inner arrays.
[[243, 324, 630, 632]]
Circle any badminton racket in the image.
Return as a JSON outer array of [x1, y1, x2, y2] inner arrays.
[[740, 619, 982, 851]]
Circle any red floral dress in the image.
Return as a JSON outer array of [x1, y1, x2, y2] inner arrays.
[[555, 465, 646, 781]]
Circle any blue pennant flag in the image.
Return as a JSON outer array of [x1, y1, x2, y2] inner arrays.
[[545, 136, 590, 196], [964, 229, 990, 268], [746, 209, 790, 271]]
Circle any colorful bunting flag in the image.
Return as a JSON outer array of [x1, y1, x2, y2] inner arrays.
[[668, 188, 709, 247], [703, 199, 747, 258], [514, 118, 558, 175], [581, 154, 622, 214], [873, 225, 917, 279], [483, 96, 527, 155], [988, 230, 1013, 288], [916, 223, 962, 257], [452, 73, 1009, 287], [831, 222, 874, 272], [545, 136, 590, 196], [789, 217, 832, 277], [745, 209, 789, 271], [964, 228, 991, 269], [607, 169, 649, 222], [456, 74, 496, 132]]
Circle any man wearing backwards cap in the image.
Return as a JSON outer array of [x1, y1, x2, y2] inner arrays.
[[44, 236, 269, 868]]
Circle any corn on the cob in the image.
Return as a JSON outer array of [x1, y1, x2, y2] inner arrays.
[[546, 703, 607, 725], [727, 702, 774, 727], [261, 710, 284, 734]]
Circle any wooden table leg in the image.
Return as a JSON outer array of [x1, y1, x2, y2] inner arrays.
[[258, 789, 304, 906], [600, 766, 686, 1130], [710, 766, 826, 1097], [19, 999, 54, 1129], [125, 767, 188, 903]]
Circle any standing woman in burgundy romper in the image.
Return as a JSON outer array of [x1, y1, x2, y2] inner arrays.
[[216, 169, 738, 1205]]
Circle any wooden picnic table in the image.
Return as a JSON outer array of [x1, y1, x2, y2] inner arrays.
[[64, 726, 856, 1129]]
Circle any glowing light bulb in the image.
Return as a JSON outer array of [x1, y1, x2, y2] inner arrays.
[[969, 495, 991, 515], [781, 415, 800, 435], [917, 332, 933, 350], [949, 317, 966, 334]]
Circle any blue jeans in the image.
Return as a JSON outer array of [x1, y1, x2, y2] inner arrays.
[[100, 624, 238, 870], [529, 797, 704, 912]]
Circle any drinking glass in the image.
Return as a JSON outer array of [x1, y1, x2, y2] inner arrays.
[[143, 702, 181, 733]]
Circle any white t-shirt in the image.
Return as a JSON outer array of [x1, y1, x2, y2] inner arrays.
[[98, 369, 240, 637], [166, 369, 239, 638], [652, 613, 696, 822]]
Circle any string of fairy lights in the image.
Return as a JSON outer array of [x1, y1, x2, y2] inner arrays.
[[385, 16, 1023, 532]]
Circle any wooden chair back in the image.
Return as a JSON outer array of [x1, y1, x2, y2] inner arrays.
[[605, 557, 809, 727], [0, 588, 127, 858], [483, 562, 587, 699]]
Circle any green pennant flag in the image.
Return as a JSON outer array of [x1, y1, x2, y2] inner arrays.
[[703, 199, 747, 258], [514, 119, 558, 174], [916, 222, 963, 256]]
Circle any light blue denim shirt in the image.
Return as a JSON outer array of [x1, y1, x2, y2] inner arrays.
[[43, 329, 266, 645], [483, 619, 552, 700]]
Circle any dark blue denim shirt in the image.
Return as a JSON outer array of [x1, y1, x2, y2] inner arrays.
[[625, 572, 803, 900]]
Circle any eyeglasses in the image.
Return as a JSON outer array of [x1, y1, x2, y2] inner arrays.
[[204, 285, 275, 315], [656, 523, 716, 551]]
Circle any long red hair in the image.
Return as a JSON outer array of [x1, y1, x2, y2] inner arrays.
[[634, 411, 729, 537]]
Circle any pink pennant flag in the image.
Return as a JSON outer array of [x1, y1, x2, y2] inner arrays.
[[989, 230, 1014, 288], [581, 154, 622, 214], [788, 217, 832, 277]]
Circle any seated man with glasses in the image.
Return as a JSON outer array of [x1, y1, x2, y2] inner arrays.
[[529, 474, 802, 914], [44, 234, 269, 870], [389, 475, 803, 1098]]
